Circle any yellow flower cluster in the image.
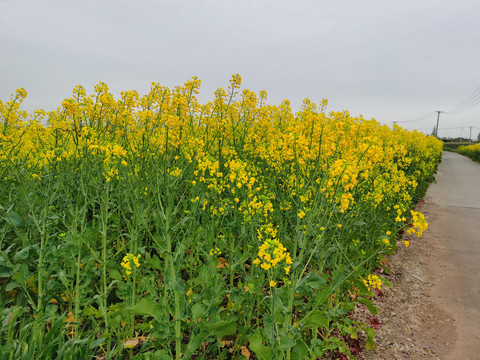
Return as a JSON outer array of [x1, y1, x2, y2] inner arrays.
[[363, 274, 382, 291], [457, 142, 480, 161], [121, 253, 141, 276], [0, 76, 442, 228], [406, 210, 428, 237], [253, 238, 293, 275], [209, 247, 221, 256]]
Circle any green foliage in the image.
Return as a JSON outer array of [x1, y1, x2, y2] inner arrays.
[[457, 143, 480, 162], [0, 79, 442, 359]]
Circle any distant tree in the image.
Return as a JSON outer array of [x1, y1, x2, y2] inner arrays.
[[477, 132, 480, 142]]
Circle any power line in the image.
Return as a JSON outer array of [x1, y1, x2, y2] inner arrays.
[[393, 111, 436, 124], [437, 126, 480, 130], [446, 85, 480, 114], [393, 84, 480, 129], [448, 96, 480, 114], [403, 126, 480, 131], [447, 86, 480, 113]]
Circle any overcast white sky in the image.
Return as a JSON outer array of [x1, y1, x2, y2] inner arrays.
[[1, 0, 480, 139]]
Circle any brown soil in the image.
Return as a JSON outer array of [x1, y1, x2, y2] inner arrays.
[[357, 200, 455, 360]]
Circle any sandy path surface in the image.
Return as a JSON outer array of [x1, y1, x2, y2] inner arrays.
[[360, 151, 480, 360]]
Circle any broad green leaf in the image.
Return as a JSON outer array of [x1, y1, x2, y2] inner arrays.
[[278, 336, 296, 349], [291, 339, 308, 360], [150, 254, 162, 270], [304, 273, 326, 289], [109, 268, 123, 281], [314, 286, 330, 304], [169, 278, 185, 292], [12, 263, 29, 283], [5, 281, 21, 292], [191, 302, 206, 322], [14, 247, 30, 262], [311, 338, 324, 357], [6, 211, 25, 229], [303, 311, 329, 328], [0, 269, 11, 278], [128, 298, 168, 322], [202, 319, 237, 336], [249, 333, 272, 360]]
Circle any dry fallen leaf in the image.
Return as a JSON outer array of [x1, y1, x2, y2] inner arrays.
[[123, 338, 140, 349], [241, 345, 251, 359], [217, 257, 230, 269]]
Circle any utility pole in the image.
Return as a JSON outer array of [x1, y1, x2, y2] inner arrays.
[[435, 110, 443, 138], [470, 126, 472, 143]]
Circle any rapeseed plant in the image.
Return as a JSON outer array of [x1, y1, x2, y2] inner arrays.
[[0, 76, 442, 359]]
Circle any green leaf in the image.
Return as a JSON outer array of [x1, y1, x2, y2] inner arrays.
[[202, 319, 237, 336], [109, 268, 123, 281], [12, 263, 29, 283], [358, 298, 378, 315], [278, 336, 296, 349], [133, 349, 171, 360], [169, 278, 185, 292], [304, 273, 326, 289], [191, 302, 206, 322], [14, 247, 30, 262], [83, 306, 101, 318], [365, 327, 376, 350], [303, 311, 329, 328], [150, 254, 162, 270], [58, 271, 71, 288], [291, 339, 308, 360], [6, 211, 25, 229], [0, 269, 11, 278], [314, 286, 330, 304], [183, 318, 237, 358], [89, 337, 108, 349], [5, 281, 21, 292], [249, 333, 272, 360], [128, 298, 168, 322]]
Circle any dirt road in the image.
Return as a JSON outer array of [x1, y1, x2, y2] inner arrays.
[[360, 151, 480, 360]]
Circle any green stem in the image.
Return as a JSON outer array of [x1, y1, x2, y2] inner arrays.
[[165, 204, 182, 359], [100, 183, 111, 350]]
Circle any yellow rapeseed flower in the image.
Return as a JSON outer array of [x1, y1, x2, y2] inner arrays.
[[363, 274, 382, 291], [254, 238, 292, 276], [121, 253, 141, 276], [260, 263, 272, 270], [209, 247, 221, 256]]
